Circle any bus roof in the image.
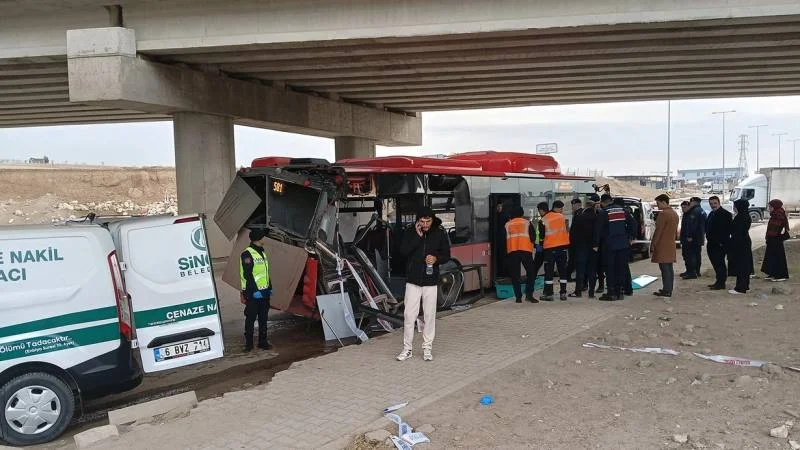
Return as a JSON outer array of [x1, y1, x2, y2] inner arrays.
[[250, 151, 591, 180]]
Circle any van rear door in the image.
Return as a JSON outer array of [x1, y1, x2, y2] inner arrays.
[[108, 215, 224, 373]]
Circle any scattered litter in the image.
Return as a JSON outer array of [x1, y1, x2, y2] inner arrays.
[[450, 305, 471, 311], [747, 302, 759, 307], [402, 432, 431, 446], [673, 434, 689, 444], [775, 304, 785, 310], [666, 377, 677, 385], [691, 379, 702, 386], [480, 395, 494, 405], [390, 435, 413, 450], [521, 334, 530, 339], [632, 274, 658, 289], [769, 424, 789, 439], [384, 413, 402, 425], [790, 440, 800, 450], [693, 353, 768, 368], [384, 403, 408, 414], [583, 342, 680, 356], [399, 422, 412, 437]]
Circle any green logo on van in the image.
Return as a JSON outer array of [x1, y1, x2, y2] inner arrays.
[[191, 227, 206, 251]]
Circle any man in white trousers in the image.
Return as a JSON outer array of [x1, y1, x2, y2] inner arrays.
[[396, 207, 451, 362]]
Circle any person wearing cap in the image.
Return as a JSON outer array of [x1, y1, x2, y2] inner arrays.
[[396, 206, 451, 362], [505, 205, 539, 303], [569, 195, 600, 298], [566, 198, 584, 282], [240, 229, 272, 352], [594, 194, 636, 301], [540, 200, 571, 301]]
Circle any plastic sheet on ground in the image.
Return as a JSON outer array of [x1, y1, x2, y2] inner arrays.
[[402, 432, 431, 445], [399, 422, 412, 437], [384, 413, 402, 425], [632, 274, 658, 290], [384, 402, 408, 414], [583, 342, 680, 355], [692, 353, 768, 367], [390, 436, 413, 450]]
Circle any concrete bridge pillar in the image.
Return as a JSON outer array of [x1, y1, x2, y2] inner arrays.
[[335, 136, 376, 161], [173, 112, 235, 259]]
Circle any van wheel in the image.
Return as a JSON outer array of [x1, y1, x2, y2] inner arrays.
[[749, 210, 762, 222], [1, 373, 75, 446]]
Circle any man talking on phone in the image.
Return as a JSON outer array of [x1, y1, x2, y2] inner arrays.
[[396, 206, 451, 362]]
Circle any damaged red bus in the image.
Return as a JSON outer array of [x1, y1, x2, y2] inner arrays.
[[215, 151, 595, 328]]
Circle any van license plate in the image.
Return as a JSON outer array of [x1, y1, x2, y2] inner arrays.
[[154, 338, 211, 362]]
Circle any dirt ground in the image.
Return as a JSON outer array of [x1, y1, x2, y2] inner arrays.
[[354, 240, 800, 450], [0, 165, 176, 224]]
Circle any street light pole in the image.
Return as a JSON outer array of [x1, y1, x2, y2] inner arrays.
[[773, 132, 788, 167], [789, 138, 800, 167], [749, 124, 768, 172], [712, 110, 735, 190]]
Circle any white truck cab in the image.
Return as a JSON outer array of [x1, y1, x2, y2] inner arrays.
[[0, 215, 223, 446], [729, 174, 768, 221]]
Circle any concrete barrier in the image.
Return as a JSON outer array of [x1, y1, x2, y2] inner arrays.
[[74, 425, 119, 448]]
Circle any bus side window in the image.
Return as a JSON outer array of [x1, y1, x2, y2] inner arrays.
[[453, 179, 472, 244]]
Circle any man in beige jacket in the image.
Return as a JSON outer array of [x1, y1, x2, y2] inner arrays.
[[651, 194, 679, 297]]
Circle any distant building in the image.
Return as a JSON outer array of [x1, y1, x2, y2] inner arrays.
[[609, 174, 679, 190], [677, 167, 746, 183]]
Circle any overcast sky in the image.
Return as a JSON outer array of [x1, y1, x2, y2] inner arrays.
[[2, 96, 800, 176]]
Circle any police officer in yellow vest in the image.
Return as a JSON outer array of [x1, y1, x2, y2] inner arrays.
[[240, 229, 272, 352], [505, 205, 539, 304], [540, 200, 571, 301]]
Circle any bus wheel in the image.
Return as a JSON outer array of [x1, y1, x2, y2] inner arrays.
[[1, 373, 75, 446]]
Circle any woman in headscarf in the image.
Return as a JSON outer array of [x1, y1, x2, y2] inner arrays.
[[761, 199, 791, 281], [728, 199, 753, 294]]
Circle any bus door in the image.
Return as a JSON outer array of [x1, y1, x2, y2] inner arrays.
[[489, 194, 521, 280]]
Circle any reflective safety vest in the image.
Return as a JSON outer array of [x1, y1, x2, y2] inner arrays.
[[505, 217, 534, 253], [542, 212, 570, 249], [240, 247, 270, 291]]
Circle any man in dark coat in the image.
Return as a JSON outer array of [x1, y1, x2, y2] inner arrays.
[[566, 198, 584, 282], [569, 195, 599, 298], [705, 195, 733, 289], [680, 197, 706, 279]]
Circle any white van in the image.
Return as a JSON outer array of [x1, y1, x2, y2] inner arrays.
[[0, 215, 224, 446]]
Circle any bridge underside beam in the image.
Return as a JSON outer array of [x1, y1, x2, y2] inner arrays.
[[65, 28, 421, 147]]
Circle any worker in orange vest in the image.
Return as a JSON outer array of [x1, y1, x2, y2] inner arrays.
[[504, 205, 539, 303], [540, 200, 571, 301]]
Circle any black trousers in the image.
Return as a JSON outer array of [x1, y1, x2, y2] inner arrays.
[[596, 248, 605, 288], [695, 244, 704, 276], [244, 299, 269, 346], [603, 248, 629, 296], [543, 248, 569, 295], [707, 243, 727, 287], [623, 251, 633, 295], [507, 250, 536, 299], [574, 246, 598, 295]]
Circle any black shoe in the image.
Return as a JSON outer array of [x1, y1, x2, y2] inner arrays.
[[560, 293, 568, 301], [244, 344, 254, 352], [681, 274, 698, 280], [598, 294, 616, 301], [568, 292, 582, 298], [624, 290, 633, 296], [525, 294, 539, 303], [258, 342, 273, 350], [540, 294, 554, 301], [616, 294, 625, 301], [596, 286, 605, 294], [516, 297, 523, 303], [679, 272, 688, 277], [707, 283, 717, 288], [653, 290, 672, 298], [588, 292, 596, 299], [709, 285, 725, 291]]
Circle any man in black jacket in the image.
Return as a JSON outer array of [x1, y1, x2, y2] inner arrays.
[[566, 198, 584, 282], [396, 206, 451, 362], [680, 197, 706, 279], [569, 195, 599, 298], [705, 195, 733, 289]]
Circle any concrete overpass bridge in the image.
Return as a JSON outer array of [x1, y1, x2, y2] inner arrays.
[[3, 0, 800, 253]]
